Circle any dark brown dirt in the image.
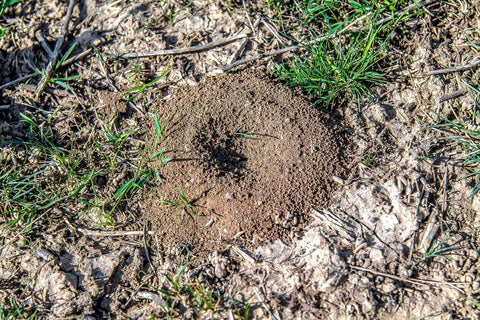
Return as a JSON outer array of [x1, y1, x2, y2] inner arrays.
[[142, 68, 352, 255]]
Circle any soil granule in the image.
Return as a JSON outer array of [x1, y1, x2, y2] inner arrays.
[[142, 69, 351, 255]]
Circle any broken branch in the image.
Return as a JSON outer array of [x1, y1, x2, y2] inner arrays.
[[115, 33, 247, 59]]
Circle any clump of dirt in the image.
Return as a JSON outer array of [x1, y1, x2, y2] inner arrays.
[[142, 69, 352, 254]]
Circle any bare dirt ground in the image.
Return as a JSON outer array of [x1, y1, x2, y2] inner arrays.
[[1, 0, 480, 319]]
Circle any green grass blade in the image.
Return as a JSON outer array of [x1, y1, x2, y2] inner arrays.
[[153, 113, 163, 151], [56, 42, 78, 69], [233, 132, 259, 139], [150, 149, 165, 160], [113, 177, 135, 200]]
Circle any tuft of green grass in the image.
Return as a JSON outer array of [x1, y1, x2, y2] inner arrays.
[[177, 189, 195, 218], [153, 113, 163, 150], [163, 0, 193, 24], [269, 0, 423, 108], [143, 262, 252, 319], [411, 236, 455, 270], [0, 113, 102, 229], [123, 68, 171, 104], [463, 295, 480, 309], [268, 0, 418, 35], [362, 153, 374, 166], [150, 113, 172, 164], [24, 42, 81, 91], [0, 297, 38, 320], [427, 85, 480, 197], [150, 149, 173, 164], [95, 126, 135, 171], [161, 190, 196, 220], [276, 25, 386, 107]]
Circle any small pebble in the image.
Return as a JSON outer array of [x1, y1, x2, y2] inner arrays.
[[332, 175, 345, 185], [472, 281, 480, 291], [37, 248, 54, 262]]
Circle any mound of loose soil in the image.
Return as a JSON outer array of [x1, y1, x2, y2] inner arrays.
[[142, 69, 352, 255]]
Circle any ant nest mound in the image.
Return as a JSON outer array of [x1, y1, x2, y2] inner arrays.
[[142, 68, 352, 256]]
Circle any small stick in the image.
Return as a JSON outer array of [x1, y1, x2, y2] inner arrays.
[[222, 55, 259, 72], [123, 274, 154, 308], [222, 44, 298, 72], [408, 231, 416, 265], [35, 31, 54, 57], [260, 17, 289, 45], [421, 58, 480, 76], [253, 287, 279, 320], [35, 0, 77, 100], [439, 88, 467, 103], [442, 163, 448, 213], [62, 32, 113, 66], [63, 218, 155, 237], [227, 37, 248, 64], [232, 246, 256, 264], [350, 265, 468, 289], [143, 222, 152, 266], [115, 33, 247, 59], [242, 0, 256, 37], [0, 73, 39, 90], [14, 102, 51, 115], [137, 291, 167, 310], [80, 229, 155, 237]]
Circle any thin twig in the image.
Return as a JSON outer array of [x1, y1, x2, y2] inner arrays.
[[227, 37, 248, 64], [222, 45, 297, 71], [242, 0, 256, 37], [222, 55, 259, 72], [115, 33, 247, 59], [421, 58, 480, 76], [123, 274, 155, 308], [442, 163, 448, 213], [253, 288, 279, 320], [35, 0, 76, 100], [232, 246, 256, 264], [14, 102, 51, 115], [63, 218, 155, 237], [350, 265, 468, 290], [35, 31, 54, 57], [80, 229, 155, 237], [260, 17, 289, 45], [138, 291, 168, 310], [0, 73, 39, 90], [439, 88, 468, 103]]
